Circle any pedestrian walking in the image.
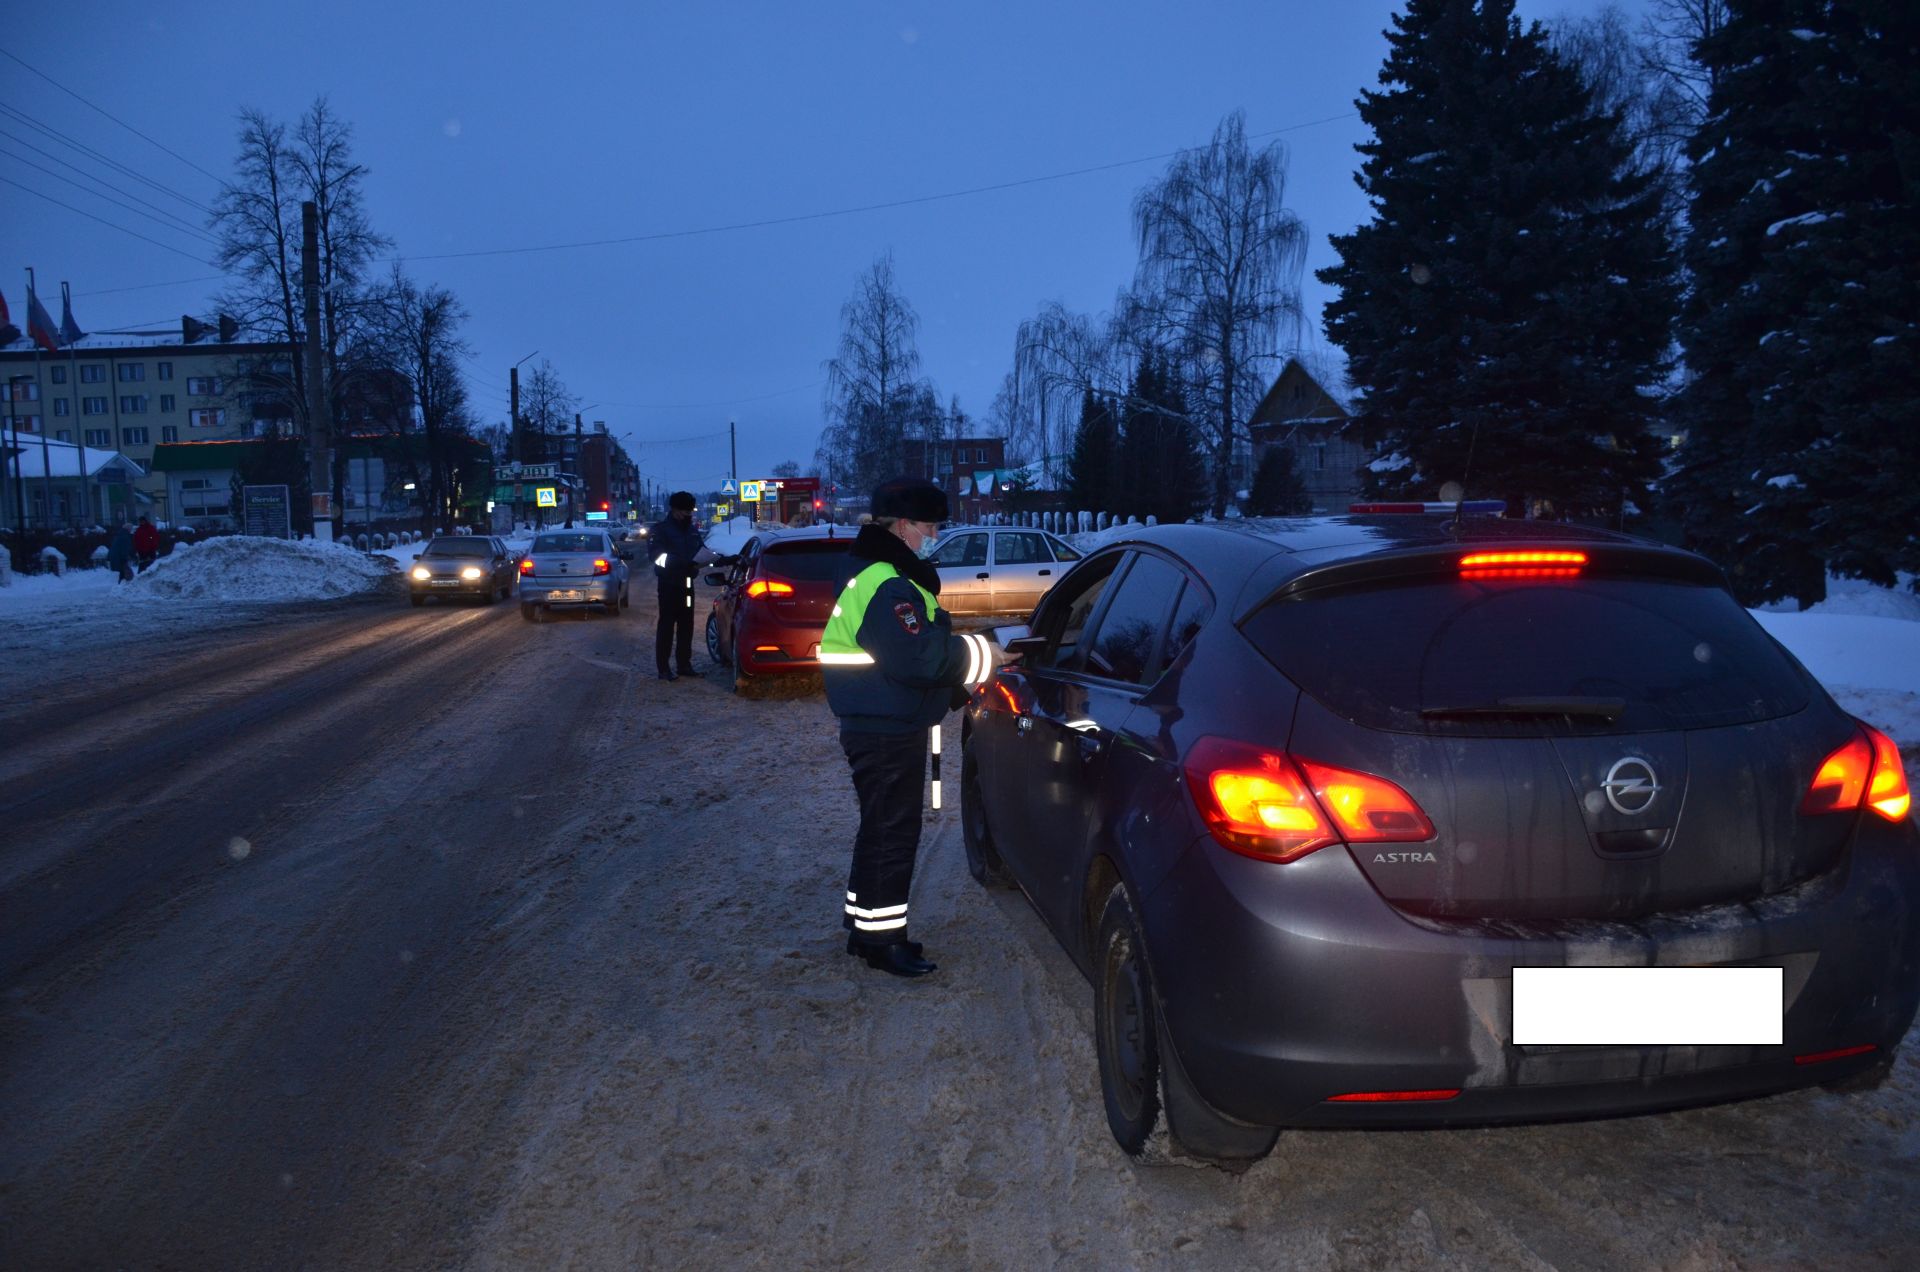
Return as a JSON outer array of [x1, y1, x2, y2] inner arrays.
[[132, 516, 159, 572], [821, 477, 1003, 977], [108, 523, 135, 583], [649, 491, 706, 680]]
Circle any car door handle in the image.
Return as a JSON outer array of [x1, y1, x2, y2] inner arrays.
[[976, 572, 990, 579], [1038, 568, 1051, 576]]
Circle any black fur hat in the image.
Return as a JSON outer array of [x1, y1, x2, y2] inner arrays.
[[870, 477, 948, 523], [668, 490, 696, 511]]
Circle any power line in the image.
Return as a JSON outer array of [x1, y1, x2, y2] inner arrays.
[[592, 381, 823, 410], [0, 46, 225, 183], [0, 142, 221, 247], [628, 428, 733, 446], [0, 100, 213, 215], [399, 113, 1358, 264], [74, 273, 229, 298], [0, 176, 213, 264]]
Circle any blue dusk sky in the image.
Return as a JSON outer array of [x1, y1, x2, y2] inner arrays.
[[3, 0, 1641, 493]]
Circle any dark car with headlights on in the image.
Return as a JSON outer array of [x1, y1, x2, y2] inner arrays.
[[517, 530, 631, 621], [703, 525, 858, 689], [409, 535, 516, 605], [959, 515, 1919, 1167]]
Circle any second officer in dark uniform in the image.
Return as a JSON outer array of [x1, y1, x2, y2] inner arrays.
[[650, 491, 705, 680], [820, 477, 999, 977]]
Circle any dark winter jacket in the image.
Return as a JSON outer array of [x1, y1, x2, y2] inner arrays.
[[648, 514, 706, 579], [821, 524, 994, 735], [108, 528, 133, 570]]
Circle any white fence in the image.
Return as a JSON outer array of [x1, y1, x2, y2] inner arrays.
[[971, 510, 1161, 534]]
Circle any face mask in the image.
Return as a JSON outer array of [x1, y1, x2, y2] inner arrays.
[[914, 525, 940, 560]]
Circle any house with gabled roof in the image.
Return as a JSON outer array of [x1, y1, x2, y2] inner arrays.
[[1246, 357, 1367, 513]]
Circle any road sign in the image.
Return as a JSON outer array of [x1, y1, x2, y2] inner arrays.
[[721, 479, 737, 495], [243, 484, 292, 539], [520, 464, 558, 479], [740, 480, 762, 503], [536, 486, 558, 508]]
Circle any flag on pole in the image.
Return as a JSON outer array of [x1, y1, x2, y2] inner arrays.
[[59, 283, 86, 346], [0, 289, 19, 345], [26, 286, 61, 353]]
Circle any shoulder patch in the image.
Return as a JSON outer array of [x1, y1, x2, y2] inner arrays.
[[893, 601, 922, 634]]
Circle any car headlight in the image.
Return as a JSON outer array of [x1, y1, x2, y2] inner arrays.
[[461, 566, 484, 580], [412, 566, 430, 581]]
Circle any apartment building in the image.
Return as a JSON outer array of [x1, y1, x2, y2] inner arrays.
[[1, 328, 298, 527]]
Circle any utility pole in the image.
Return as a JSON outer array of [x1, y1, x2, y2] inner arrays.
[[569, 412, 582, 526], [302, 202, 332, 542], [729, 419, 737, 490]]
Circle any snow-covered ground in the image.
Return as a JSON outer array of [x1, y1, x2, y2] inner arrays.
[[4, 541, 1917, 747]]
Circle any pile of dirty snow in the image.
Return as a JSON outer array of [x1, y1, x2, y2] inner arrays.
[[124, 535, 394, 602]]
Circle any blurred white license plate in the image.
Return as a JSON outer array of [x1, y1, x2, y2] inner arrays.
[[549, 589, 581, 601], [431, 579, 458, 587], [1512, 967, 1781, 1045]]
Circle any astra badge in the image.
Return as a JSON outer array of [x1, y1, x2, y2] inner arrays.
[[893, 601, 921, 635], [1602, 757, 1661, 815], [1373, 851, 1438, 864]]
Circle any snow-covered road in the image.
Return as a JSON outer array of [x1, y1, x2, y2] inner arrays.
[[1, 559, 1917, 1268]]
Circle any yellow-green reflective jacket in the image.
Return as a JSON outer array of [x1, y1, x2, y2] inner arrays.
[[821, 560, 994, 734]]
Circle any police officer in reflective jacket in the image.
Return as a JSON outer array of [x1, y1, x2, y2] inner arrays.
[[650, 491, 706, 680], [821, 477, 999, 977]]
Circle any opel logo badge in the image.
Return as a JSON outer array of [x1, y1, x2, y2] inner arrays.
[[1602, 757, 1661, 815]]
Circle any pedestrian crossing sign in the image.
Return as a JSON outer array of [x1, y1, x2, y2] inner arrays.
[[740, 480, 762, 503], [721, 479, 738, 495]]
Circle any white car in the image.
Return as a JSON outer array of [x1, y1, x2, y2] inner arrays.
[[928, 527, 1082, 616]]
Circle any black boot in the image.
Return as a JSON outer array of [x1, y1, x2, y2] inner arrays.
[[848, 934, 923, 958], [657, 667, 678, 681], [850, 940, 937, 978]]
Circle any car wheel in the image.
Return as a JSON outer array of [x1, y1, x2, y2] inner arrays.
[[410, 594, 425, 607], [620, 585, 630, 610], [961, 738, 1015, 888], [605, 593, 622, 618], [480, 585, 497, 606], [705, 612, 722, 663], [520, 602, 540, 623], [1094, 883, 1164, 1156], [1094, 881, 1280, 1169]]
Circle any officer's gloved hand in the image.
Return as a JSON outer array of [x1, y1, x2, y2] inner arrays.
[[949, 685, 973, 710]]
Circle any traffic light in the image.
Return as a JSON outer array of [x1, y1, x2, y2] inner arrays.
[[812, 499, 822, 510], [599, 501, 610, 512]]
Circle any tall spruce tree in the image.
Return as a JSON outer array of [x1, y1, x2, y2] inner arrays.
[[1666, 0, 1920, 606], [1116, 355, 1208, 523], [1064, 388, 1122, 514], [1246, 444, 1313, 516], [1320, 0, 1677, 521]]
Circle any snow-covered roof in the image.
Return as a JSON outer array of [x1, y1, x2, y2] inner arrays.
[[1, 428, 146, 480]]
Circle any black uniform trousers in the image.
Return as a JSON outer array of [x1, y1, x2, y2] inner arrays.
[[841, 728, 928, 947], [655, 566, 696, 673]]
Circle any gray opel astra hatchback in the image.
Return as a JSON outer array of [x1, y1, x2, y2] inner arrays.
[[960, 515, 1919, 1166]]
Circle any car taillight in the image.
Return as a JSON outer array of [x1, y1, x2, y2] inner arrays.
[[1184, 737, 1435, 863], [1458, 550, 1586, 580], [518, 558, 534, 574], [593, 558, 611, 575], [1806, 724, 1911, 821], [745, 579, 795, 597]]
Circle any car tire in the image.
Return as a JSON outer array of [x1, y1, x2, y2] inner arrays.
[[520, 602, 541, 623], [961, 738, 1016, 888], [605, 593, 622, 618], [410, 594, 425, 607], [1094, 883, 1165, 1157], [731, 628, 755, 694], [481, 586, 497, 606], [620, 585, 630, 610], [1094, 882, 1278, 1170], [705, 612, 722, 663]]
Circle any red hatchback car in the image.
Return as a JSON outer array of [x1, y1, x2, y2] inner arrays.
[[703, 526, 859, 689]]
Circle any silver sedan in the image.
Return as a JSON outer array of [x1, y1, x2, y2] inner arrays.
[[517, 530, 632, 621], [930, 527, 1082, 616]]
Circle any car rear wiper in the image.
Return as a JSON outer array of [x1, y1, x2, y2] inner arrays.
[[1420, 696, 1625, 720]]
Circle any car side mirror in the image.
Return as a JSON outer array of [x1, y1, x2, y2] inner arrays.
[[1004, 634, 1049, 659], [988, 623, 1031, 649], [701, 569, 728, 587]]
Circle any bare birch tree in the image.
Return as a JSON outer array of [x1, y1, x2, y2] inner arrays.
[[519, 359, 578, 463], [1129, 111, 1308, 515], [376, 266, 473, 532], [816, 254, 936, 498]]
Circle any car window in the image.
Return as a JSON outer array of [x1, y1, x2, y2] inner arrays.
[[426, 536, 493, 556], [759, 540, 858, 582], [994, 531, 1048, 565], [533, 534, 600, 553], [1163, 579, 1212, 667], [932, 533, 986, 568], [1082, 554, 1184, 685], [1032, 552, 1123, 671], [1241, 576, 1811, 735], [1047, 534, 1083, 561]]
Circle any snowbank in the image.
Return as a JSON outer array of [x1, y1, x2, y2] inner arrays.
[[124, 535, 395, 602]]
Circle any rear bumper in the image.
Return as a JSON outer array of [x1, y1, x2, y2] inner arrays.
[[521, 578, 619, 605], [1141, 817, 1920, 1129], [735, 612, 826, 673]]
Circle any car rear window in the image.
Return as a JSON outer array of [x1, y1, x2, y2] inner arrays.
[[760, 540, 857, 582], [1242, 576, 1811, 735], [534, 535, 602, 553], [426, 537, 494, 556]]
